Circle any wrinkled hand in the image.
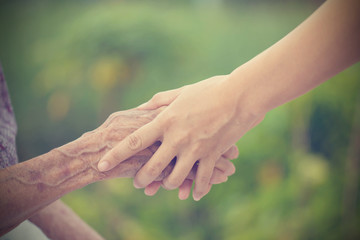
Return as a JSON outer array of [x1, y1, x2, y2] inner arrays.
[[98, 76, 263, 200], [74, 107, 236, 199]]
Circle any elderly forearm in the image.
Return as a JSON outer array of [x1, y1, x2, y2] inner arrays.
[[0, 108, 180, 235], [29, 200, 104, 240]]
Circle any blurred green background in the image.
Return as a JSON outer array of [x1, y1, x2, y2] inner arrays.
[[1, 0, 359, 239]]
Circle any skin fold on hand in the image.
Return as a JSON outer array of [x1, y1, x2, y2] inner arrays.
[[0, 108, 236, 236], [92, 107, 238, 199], [98, 77, 258, 201]]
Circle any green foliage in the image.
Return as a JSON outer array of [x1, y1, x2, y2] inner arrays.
[[0, 1, 359, 239]]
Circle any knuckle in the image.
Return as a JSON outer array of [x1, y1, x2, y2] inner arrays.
[[151, 93, 163, 104], [162, 109, 177, 125], [101, 113, 117, 128], [127, 134, 142, 151], [107, 112, 121, 124], [166, 176, 182, 189], [199, 176, 209, 185], [191, 143, 204, 157], [108, 112, 117, 119], [208, 75, 225, 82], [145, 163, 161, 178], [174, 133, 190, 146], [146, 161, 163, 178]]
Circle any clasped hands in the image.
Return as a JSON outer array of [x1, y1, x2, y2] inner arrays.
[[97, 75, 264, 201], [93, 105, 237, 201]]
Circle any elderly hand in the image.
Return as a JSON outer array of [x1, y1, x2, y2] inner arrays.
[[78, 107, 237, 200], [98, 76, 263, 200], [101, 108, 238, 200]]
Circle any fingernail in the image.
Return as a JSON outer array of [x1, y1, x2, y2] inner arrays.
[[178, 192, 187, 200], [133, 180, 142, 189], [193, 193, 201, 201], [98, 161, 110, 172]]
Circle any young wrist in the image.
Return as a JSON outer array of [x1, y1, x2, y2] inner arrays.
[[223, 66, 269, 121]]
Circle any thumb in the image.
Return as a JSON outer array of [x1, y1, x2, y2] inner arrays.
[[137, 87, 183, 110]]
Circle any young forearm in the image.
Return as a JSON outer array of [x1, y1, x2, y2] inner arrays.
[[228, 0, 360, 116], [91, 0, 358, 202]]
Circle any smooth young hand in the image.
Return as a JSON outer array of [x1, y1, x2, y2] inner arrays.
[[98, 76, 264, 201], [144, 143, 238, 200]]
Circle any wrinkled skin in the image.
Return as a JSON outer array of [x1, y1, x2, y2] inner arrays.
[[0, 108, 236, 235]]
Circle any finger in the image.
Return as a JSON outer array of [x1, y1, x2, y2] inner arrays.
[[178, 179, 193, 200], [144, 181, 162, 196], [98, 121, 161, 172], [222, 145, 239, 160], [193, 159, 216, 201], [162, 153, 197, 190], [214, 157, 236, 176], [133, 143, 176, 188], [210, 169, 228, 184], [194, 183, 212, 201], [137, 88, 183, 110]]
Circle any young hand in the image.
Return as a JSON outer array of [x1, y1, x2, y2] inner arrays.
[[98, 75, 264, 200], [144, 144, 238, 200]]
